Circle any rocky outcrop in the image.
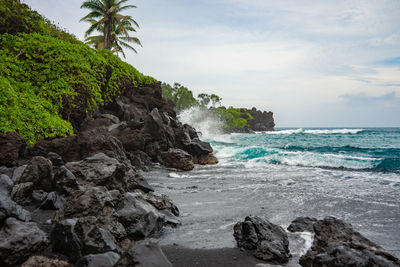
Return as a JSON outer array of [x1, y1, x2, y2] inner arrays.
[[0, 218, 49, 266], [247, 107, 275, 131], [159, 148, 194, 171], [287, 216, 317, 233], [0, 132, 26, 167], [233, 216, 290, 263], [299, 217, 400, 267]]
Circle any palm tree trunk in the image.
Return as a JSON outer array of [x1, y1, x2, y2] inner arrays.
[[104, 16, 113, 50]]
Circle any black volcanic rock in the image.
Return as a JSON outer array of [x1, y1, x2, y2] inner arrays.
[[300, 217, 400, 267], [0, 132, 26, 167], [233, 216, 290, 263], [287, 216, 317, 233], [247, 107, 275, 131]]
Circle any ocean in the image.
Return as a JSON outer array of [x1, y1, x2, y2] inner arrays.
[[144, 111, 400, 261]]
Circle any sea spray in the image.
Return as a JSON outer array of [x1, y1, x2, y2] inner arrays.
[[178, 106, 224, 141]]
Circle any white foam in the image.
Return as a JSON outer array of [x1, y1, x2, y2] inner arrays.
[[168, 172, 189, 178], [264, 128, 364, 135]]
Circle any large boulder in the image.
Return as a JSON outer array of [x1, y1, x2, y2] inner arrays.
[[0, 218, 49, 266], [54, 165, 81, 195], [74, 216, 118, 255], [50, 219, 82, 262], [116, 240, 172, 267], [0, 174, 13, 195], [233, 216, 290, 263], [0, 132, 26, 167], [299, 217, 400, 267], [143, 108, 175, 147], [31, 128, 129, 164], [159, 148, 194, 171], [0, 189, 31, 224], [287, 217, 317, 233], [66, 153, 152, 192], [15, 156, 54, 192]]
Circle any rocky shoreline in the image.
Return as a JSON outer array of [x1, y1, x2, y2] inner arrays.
[[0, 82, 399, 266]]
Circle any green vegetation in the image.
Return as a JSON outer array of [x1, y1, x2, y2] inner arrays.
[[215, 107, 253, 130], [161, 82, 252, 130], [80, 0, 141, 56], [0, 0, 155, 145]]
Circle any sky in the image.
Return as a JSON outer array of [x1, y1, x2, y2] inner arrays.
[[24, 0, 400, 127]]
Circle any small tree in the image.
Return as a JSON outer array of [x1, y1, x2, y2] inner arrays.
[[210, 94, 222, 107], [197, 93, 211, 107]]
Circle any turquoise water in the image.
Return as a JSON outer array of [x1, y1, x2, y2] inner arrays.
[[145, 126, 400, 259], [212, 128, 400, 172]]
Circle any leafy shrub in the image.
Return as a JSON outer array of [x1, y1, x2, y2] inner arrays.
[[215, 107, 253, 129], [0, 33, 155, 145], [0, 0, 78, 43]]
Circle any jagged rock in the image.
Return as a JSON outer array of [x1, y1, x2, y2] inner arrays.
[[46, 152, 65, 166], [76, 252, 120, 267], [16, 156, 54, 192], [66, 153, 150, 192], [50, 219, 82, 262], [143, 192, 179, 216], [0, 190, 31, 224], [193, 153, 219, 165], [0, 218, 49, 266], [54, 165, 81, 195], [112, 127, 146, 152], [32, 128, 129, 164], [11, 164, 27, 182], [0, 174, 13, 195], [22, 256, 69, 267], [55, 186, 117, 220], [116, 192, 167, 240], [144, 108, 175, 147], [0, 132, 26, 167], [159, 148, 194, 171], [299, 217, 400, 267], [247, 107, 275, 131], [233, 216, 290, 263], [183, 137, 213, 156], [287, 217, 317, 233], [128, 150, 151, 171], [116, 240, 172, 267], [11, 182, 34, 205], [145, 141, 167, 159], [74, 216, 117, 255], [0, 166, 14, 179], [40, 191, 65, 210], [32, 189, 48, 202]]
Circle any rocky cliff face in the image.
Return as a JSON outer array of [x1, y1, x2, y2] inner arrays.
[[247, 107, 275, 132], [0, 81, 217, 266]]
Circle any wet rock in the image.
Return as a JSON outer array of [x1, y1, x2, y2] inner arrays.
[[21, 256, 69, 267], [11, 164, 27, 182], [32, 128, 129, 164], [116, 240, 172, 267], [128, 150, 151, 171], [40, 191, 65, 210], [132, 173, 154, 193], [233, 216, 290, 263], [143, 192, 179, 216], [50, 219, 82, 262], [66, 153, 146, 192], [56, 187, 117, 220], [0, 190, 31, 224], [11, 182, 34, 205], [143, 108, 175, 147], [0, 174, 13, 195], [159, 148, 194, 171], [54, 165, 81, 195], [76, 251, 120, 267], [0, 132, 26, 167], [287, 217, 317, 233], [0, 217, 49, 266], [193, 153, 219, 165], [299, 216, 400, 267], [74, 216, 117, 255], [16, 156, 54, 192], [46, 152, 64, 167], [116, 192, 167, 240], [183, 137, 213, 156]]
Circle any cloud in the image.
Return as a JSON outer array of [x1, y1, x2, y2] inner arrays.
[[340, 91, 400, 108]]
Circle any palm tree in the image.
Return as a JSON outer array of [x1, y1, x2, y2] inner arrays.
[[84, 17, 141, 58], [80, 0, 140, 52]]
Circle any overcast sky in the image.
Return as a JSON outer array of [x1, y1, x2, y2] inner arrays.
[[25, 0, 400, 127]]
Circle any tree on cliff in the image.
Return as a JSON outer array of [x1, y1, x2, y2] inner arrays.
[[80, 0, 141, 54]]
